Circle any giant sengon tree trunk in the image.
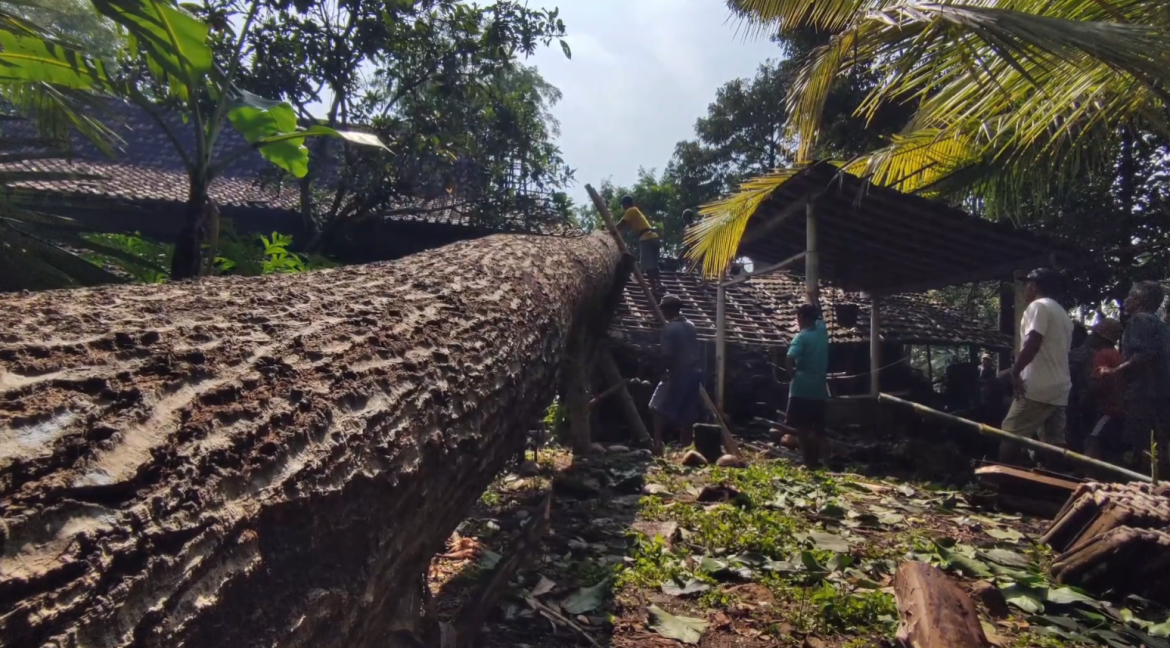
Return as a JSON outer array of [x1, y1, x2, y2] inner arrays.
[[0, 232, 621, 648]]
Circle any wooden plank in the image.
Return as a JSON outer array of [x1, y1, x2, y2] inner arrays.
[[894, 562, 992, 648]]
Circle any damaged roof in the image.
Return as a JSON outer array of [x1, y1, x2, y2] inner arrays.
[[609, 271, 1010, 350]]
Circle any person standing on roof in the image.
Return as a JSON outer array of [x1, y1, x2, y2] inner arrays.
[[616, 195, 661, 284], [1098, 281, 1170, 470], [786, 303, 830, 468], [1000, 268, 1074, 466], [648, 294, 703, 456]]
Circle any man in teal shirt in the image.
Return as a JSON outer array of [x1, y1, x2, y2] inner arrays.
[[786, 303, 830, 467]]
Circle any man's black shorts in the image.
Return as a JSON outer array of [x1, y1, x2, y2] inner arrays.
[[787, 397, 826, 432]]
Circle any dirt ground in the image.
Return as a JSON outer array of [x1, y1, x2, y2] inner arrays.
[[429, 431, 1170, 648]]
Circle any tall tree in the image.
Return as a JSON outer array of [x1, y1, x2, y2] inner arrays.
[[236, 0, 571, 242]]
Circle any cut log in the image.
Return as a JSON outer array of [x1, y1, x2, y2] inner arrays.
[[894, 561, 991, 648], [0, 233, 621, 648]]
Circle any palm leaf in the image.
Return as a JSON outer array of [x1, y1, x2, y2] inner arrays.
[[684, 165, 807, 277], [0, 13, 109, 88], [786, 2, 1170, 160]]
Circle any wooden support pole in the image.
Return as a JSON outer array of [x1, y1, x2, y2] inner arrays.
[[998, 282, 1014, 369], [597, 348, 652, 446], [870, 294, 881, 396], [926, 344, 934, 389], [587, 184, 740, 456], [588, 378, 634, 409], [805, 199, 819, 306], [1013, 271, 1027, 354], [716, 282, 727, 410]]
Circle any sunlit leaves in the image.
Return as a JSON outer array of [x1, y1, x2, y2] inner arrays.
[[90, 0, 210, 83]]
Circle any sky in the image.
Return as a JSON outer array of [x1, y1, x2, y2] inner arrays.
[[521, 0, 779, 204]]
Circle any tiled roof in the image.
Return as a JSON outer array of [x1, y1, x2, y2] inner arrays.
[[0, 102, 578, 234], [1, 101, 299, 211], [2, 158, 299, 210], [608, 271, 1010, 349]]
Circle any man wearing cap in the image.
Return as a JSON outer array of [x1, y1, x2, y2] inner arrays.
[[616, 195, 661, 282], [649, 294, 703, 455], [1001, 268, 1075, 465], [1068, 319, 1124, 459]]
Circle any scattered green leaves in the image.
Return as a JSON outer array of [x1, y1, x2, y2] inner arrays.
[[561, 579, 609, 615], [648, 605, 708, 644]]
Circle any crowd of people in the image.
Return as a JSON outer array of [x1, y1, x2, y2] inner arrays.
[[993, 269, 1170, 472]]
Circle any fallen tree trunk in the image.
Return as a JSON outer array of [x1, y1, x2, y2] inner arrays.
[[0, 233, 622, 648], [894, 562, 991, 648]]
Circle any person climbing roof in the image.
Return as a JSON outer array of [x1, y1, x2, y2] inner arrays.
[[616, 195, 661, 282]]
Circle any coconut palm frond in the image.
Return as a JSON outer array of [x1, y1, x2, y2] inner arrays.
[[727, 0, 889, 34], [787, 1, 1170, 159], [684, 165, 807, 278]]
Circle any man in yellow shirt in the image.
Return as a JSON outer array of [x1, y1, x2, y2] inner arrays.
[[617, 195, 660, 282]]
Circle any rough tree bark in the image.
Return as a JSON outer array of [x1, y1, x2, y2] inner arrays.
[[0, 232, 621, 648]]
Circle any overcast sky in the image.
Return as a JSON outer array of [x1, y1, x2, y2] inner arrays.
[[523, 0, 779, 204]]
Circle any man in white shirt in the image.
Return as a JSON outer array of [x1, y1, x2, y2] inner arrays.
[[1000, 268, 1074, 465]]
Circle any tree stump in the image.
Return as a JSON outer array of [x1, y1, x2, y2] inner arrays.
[[894, 561, 991, 648], [0, 233, 621, 648]]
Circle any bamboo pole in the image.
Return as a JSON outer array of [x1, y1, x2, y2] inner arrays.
[[586, 184, 740, 456], [878, 393, 1152, 483]]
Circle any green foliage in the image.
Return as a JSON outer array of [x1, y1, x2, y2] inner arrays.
[[237, 0, 572, 240], [80, 232, 171, 283], [68, 226, 318, 284], [808, 580, 896, 633], [214, 230, 315, 276]]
